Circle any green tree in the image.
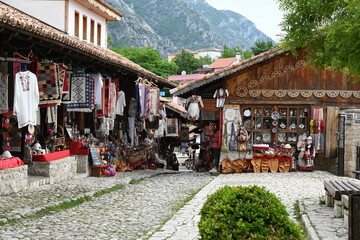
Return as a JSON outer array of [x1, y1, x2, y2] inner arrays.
[[198, 55, 213, 67], [221, 45, 235, 58], [251, 40, 276, 55], [173, 50, 200, 74], [221, 45, 253, 60], [277, 0, 360, 81], [112, 47, 179, 79]]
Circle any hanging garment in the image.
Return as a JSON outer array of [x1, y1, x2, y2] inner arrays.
[[128, 117, 136, 146], [186, 95, 204, 121], [213, 88, 229, 108], [13, 70, 40, 128], [0, 71, 9, 113], [115, 90, 126, 116], [135, 83, 140, 118], [94, 73, 103, 107], [129, 98, 136, 117]]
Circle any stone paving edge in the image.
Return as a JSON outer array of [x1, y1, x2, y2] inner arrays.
[[300, 200, 320, 240]]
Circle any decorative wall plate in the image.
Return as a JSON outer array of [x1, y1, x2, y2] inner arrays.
[[340, 92, 352, 98], [327, 91, 339, 98], [259, 75, 271, 83], [275, 90, 287, 98], [272, 127, 278, 133], [262, 90, 274, 98], [353, 92, 360, 99], [243, 109, 251, 117], [288, 91, 300, 98], [235, 85, 248, 97], [247, 80, 259, 89], [283, 65, 296, 73], [249, 90, 261, 97], [271, 70, 283, 78], [301, 91, 312, 98], [271, 111, 280, 120]]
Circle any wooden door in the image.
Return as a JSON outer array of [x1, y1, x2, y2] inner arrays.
[[325, 106, 339, 158]]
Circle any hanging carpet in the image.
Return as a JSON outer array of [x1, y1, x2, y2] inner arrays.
[[67, 73, 93, 112], [36, 62, 61, 106]]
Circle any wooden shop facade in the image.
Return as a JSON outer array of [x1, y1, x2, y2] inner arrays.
[[172, 48, 360, 176]]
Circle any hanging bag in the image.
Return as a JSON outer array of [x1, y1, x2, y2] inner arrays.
[[229, 123, 238, 151]]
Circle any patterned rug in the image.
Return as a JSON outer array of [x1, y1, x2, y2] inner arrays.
[[67, 73, 93, 112], [36, 62, 61, 105], [0, 62, 8, 113]]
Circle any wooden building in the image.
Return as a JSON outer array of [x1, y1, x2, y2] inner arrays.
[[171, 48, 360, 175]]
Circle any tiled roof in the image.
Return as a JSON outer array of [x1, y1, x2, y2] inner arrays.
[[171, 48, 286, 96], [75, 0, 122, 20], [0, 2, 176, 88], [160, 97, 187, 118], [209, 57, 237, 69], [168, 74, 205, 82]]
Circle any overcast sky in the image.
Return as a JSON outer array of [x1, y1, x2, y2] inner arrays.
[[205, 0, 284, 42]]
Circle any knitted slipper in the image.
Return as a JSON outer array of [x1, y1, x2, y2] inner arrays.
[[269, 158, 279, 173]]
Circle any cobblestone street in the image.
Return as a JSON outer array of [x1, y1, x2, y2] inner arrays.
[[0, 170, 357, 240], [0, 170, 213, 240]]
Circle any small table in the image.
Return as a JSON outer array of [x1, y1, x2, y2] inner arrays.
[[90, 164, 111, 177]]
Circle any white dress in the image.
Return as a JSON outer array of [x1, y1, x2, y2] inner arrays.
[[186, 95, 204, 121], [115, 91, 126, 116], [13, 71, 39, 128]]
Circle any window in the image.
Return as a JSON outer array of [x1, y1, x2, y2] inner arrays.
[[90, 19, 95, 43], [97, 23, 102, 46], [74, 11, 80, 37], [241, 105, 309, 145], [82, 15, 87, 40]]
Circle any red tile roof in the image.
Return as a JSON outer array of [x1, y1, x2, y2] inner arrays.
[[0, 2, 176, 88], [209, 57, 237, 69], [171, 48, 286, 96], [168, 74, 205, 83]]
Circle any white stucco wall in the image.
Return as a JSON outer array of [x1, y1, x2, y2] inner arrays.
[[3, 0, 108, 48], [197, 51, 221, 60], [3, 0, 66, 31], [68, 0, 108, 48]]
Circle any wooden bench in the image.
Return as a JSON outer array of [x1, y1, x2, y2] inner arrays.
[[324, 179, 360, 217], [342, 195, 349, 229], [353, 171, 360, 180]]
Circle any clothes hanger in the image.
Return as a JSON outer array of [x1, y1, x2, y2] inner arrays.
[[13, 51, 30, 61]]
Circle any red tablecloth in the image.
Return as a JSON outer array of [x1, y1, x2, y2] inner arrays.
[[33, 150, 70, 162], [70, 142, 90, 155], [0, 157, 24, 169]]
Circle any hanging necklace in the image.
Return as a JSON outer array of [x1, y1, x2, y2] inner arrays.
[[18, 71, 30, 92]]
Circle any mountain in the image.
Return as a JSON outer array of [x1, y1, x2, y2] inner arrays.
[[105, 0, 273, 57]]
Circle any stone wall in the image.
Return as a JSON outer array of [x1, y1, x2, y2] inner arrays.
[[28, 156, 77, 184], [75, 155, 89, 175], [344, 110, 360, 178], [0, 165, 28, 195]]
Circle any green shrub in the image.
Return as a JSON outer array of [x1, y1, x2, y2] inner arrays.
[[198, 185, 302, 240]]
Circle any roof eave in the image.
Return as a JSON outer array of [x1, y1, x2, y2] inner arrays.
[[172, 48, 287, 97]]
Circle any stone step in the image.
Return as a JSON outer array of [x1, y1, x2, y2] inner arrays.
[[28, 175, 50, 189]]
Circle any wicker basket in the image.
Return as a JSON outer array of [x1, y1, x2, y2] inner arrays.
[[126, 149, 148, 163]]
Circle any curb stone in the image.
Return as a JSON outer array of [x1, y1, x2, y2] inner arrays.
[[300, 200, 319, 240]]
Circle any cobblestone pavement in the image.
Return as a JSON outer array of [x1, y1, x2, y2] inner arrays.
[[0, 170, 214, 240], [0, 170, 357, 240], [150, 171, 355, 240]]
